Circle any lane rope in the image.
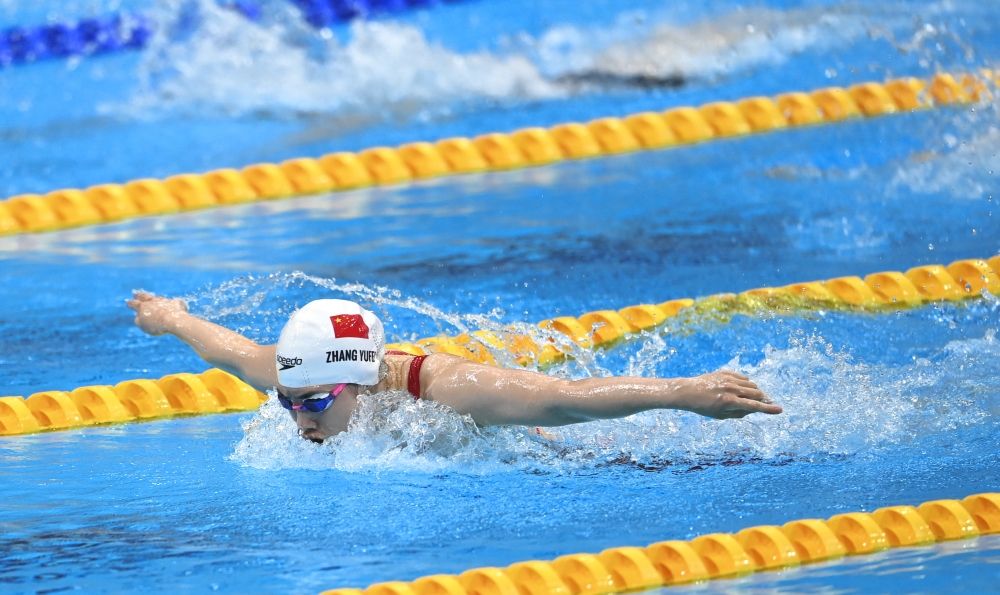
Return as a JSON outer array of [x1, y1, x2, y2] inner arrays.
[[2, 70, 995, 237], [0, 0, 470, 68], [290, 0, 474, 29], [315, 491, 1000, 595], [2, 254, 998, 436], [0, 11, 153, 66]]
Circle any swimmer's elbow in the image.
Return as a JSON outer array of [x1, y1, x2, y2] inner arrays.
[[206, 345, 277, 394], [540, 379, 601, 425], [543, 405, 597, 425], [549, 376, 643, 423]]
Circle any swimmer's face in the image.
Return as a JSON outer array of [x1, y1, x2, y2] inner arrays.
[[276, 383, 358, 443]]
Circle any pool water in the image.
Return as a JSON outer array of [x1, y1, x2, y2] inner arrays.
[[2, 0, 1000, 594]]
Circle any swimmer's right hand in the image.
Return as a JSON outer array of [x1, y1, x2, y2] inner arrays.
[[126, 291, 189, 336]]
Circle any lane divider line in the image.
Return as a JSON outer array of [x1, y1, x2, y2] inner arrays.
[[0, 0, 470, 67], [290, 0, 476, 29], [386, 255, 1000, 366], [315, 492, 1000, 595], [0, 370, 267, 436], [2, 255, 997, 437], [1, 11, 152, 66], [2, 71, 995, 237]]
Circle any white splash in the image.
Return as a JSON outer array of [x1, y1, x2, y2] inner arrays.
[[115, 1, 928, 117], [225, 272, 1000, 474], [121, 0, 558, 116], [530, 6, 872, 85], [230, 390, 560, 472], [186, 270, 607, 373], [891, 124, 1000, 200]]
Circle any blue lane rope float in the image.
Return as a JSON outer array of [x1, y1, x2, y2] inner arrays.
[[290, 0, 473, 29], [0, 12, 153, 66], [2, 254, 998, 437], [0, 0, 469, 67]]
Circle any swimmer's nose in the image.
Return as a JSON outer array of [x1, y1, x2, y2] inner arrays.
[[295, 412, 325, 443], [295, 411, 318, 430]]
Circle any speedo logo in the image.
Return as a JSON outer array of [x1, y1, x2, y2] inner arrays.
[[276, 355, 303, 371]]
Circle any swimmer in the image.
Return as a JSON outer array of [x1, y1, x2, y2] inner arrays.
[[127, 293, 782, 443]]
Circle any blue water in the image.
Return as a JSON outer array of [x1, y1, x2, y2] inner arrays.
[[2, 0, 1000, 594]]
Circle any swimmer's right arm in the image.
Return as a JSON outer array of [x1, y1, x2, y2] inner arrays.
[[126, 292, 277, 392]]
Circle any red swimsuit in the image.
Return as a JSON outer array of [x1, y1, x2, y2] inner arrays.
[[385, 350, 426, 399], [387, 351, 551, 438]]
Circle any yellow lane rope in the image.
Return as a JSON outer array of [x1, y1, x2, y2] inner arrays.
[[1, 71, 995, 237], [2, 254, 997, 436], [0, 369, 268, 436], [387, 255, 1000, 366], [316, 491, 1000, 595]]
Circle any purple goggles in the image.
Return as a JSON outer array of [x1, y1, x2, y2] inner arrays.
[[278, 383, 347, 413]]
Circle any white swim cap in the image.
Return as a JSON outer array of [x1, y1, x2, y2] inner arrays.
[[275, 299, 385, 388]]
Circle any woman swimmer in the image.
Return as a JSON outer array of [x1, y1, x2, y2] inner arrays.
[[127, 292, 782, 443]]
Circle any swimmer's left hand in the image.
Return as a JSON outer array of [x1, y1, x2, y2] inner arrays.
[[680, 370, 782, 419]]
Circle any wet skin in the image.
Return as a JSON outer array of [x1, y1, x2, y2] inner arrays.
[[127, 292, 783, 444], [278, 383, 360, 443]]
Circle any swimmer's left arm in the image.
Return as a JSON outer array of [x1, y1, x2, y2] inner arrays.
[[420, 354, 781, 426], [127, 292, 278, 392]]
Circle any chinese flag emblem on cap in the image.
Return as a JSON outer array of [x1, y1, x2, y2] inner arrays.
[[330, 314, 370, 339]]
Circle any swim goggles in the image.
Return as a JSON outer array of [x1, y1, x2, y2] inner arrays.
[[277, 383, 347, 413]]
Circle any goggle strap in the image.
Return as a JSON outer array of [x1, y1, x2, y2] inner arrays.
[[331, 383, 347, 397]]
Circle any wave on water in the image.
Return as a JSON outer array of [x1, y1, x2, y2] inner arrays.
[[115, 1, 938, 117], [231, 390, 562, 473], [533, 6, 872, 88], [531, 1, 984, 87], [219, 273, 1000, 475], [121, 0, 558, 117], [891, 123, 1000, 200], [187, 270, 610, 369]]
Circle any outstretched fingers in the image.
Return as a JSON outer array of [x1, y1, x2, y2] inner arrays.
[[691, 370, 784, 419], [733, 384, 772, 403], [731, 397, 783, 415], [717, 369, 750, 381], [719, 372, 779, 411], [724, 386, 782, 415], [127, 292, 188, 311], [125, 291, 188, 336], [127, 292, 153, 311]]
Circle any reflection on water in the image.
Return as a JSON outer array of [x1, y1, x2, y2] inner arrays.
[[2, 1, 1000, 594], [123, 1, 904, 116], [665, 534, 1000, 595]]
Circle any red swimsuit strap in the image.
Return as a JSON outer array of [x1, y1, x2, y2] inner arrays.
[[385, 350, 427, 399], [407, 356, 427, 400]]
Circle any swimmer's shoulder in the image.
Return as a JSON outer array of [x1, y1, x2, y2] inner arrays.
[[379, 352, 463, 394]]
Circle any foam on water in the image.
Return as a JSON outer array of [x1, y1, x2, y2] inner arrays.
[[218, 273, 1000, 475], [115, 1, 940, 117], [231, 391, 560, 473], [530, 5, 874, 85], [121, 0, 558, 116], [230, 327, 1000, 474], [891, 122, 1000, 200], [186, 270, 607, 371]]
